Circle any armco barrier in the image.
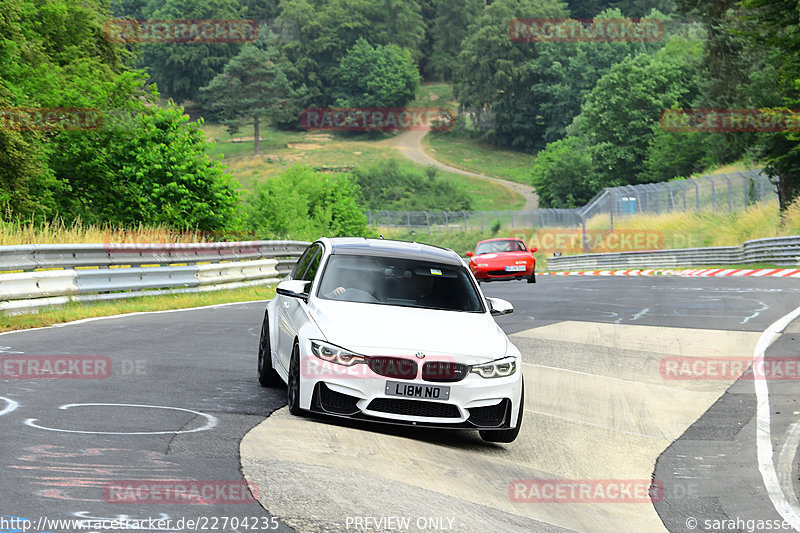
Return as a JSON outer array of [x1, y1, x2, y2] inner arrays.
[[0, 240, 308, 272], [547, 235, 800, 271], [0, 241, 309, 313]]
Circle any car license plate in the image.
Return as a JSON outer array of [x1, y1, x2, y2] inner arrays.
[[385, 381, 450, 401], [505, 265, 526, 272]]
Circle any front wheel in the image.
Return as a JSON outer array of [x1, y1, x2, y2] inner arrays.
[[258, 311, 283, 387], [527, 271, 536, 284], [480, 381, 524, 443], [287, 343, 304, 416]]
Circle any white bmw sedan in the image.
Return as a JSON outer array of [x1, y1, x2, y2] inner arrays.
[[257, 237, 524, 443]]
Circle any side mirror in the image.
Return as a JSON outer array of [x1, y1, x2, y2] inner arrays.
[[466, 251, 474, 257], [486, 297, 514, 316], [276, 280, 311, 302], [529, 246, 537, 253]]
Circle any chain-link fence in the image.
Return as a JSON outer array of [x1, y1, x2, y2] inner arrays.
[[365, 209, 583, 233], [367, 169, 776, 233]]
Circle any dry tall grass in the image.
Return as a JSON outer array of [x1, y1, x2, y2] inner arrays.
[[584, 200, 793, 248], [0, 218, 228, 245]]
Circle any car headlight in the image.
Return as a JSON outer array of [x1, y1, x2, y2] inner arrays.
[[477, 263, 489, 267], [470, 357, 517, 378], [310, 340, 365, 367], [515, 260, 527, 265]]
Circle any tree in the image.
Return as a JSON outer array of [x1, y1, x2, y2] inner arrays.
[[274, 0, 427, 124], [139, 0, 246, 104], [529, 9, 668, 146], [579, 36, 703, 187], [454, 0, 570, 151], [50, 98, 240, 230], [563, 0, 677, 17], [530, 136, 596, 207], [640, 128, 706, 182], [737, 0, 800, 211], [332, 39, 420, 108], [428, 0, 483, 81], [201, 45, 294, 155], [0, 0, 241, 229]]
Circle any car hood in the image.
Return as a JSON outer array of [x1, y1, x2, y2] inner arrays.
[[310, 300, 508, 363]]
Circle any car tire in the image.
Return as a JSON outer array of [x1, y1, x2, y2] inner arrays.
[[258, 311, 283, 387], [480, 381, 524, 443], [287, 343, 304, 416], [527, 271, 536, 284]]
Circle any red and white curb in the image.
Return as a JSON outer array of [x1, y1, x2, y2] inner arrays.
[[542, 268, 800, 278]]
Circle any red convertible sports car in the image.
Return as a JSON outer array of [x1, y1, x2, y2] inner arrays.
[[466, 238, 537, 284]]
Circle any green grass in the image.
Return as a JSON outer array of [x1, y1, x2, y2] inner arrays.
[[407, 83, 457, 109], [1, 285, 276, 332], [423, 133, 536, 184], [200, 122, 524, 210]]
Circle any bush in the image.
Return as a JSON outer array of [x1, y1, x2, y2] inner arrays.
[[354, 159, 472, 211], [243, 166, 369, 241], [529, 137, 596, 208]]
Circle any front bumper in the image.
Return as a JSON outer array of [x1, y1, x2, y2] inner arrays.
[[471, 265, 534, 281], [299, 355, 523, 431]]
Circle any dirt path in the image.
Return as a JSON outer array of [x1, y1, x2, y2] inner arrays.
[[393, 129, 539, 210]]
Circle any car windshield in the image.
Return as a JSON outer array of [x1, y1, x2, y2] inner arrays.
[[317, 254, 484, 312], [475, 240, 526, 254]]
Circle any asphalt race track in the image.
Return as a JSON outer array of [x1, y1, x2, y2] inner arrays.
[[2, 276, 799, 533]]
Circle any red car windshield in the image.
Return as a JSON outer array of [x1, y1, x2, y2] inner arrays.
[[475, 240, 527, 254]]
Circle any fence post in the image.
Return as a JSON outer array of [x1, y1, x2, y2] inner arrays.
[[426, 212, 430, 235], [463, 212, 467, 232], [481, 212, 484, 232], [704, 176, 716, 211], [582, 217, 589, 253], [740, 172, 748, 207], [609, 189, 614, 230], [691, 178, 699, 210], [721, 174, 733, 211]]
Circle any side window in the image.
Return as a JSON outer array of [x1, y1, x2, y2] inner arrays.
[[300, 246, 323, 282], [290, 246, 316, 280]]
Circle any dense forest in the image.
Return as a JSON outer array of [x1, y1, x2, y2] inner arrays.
[[1, 0, 799, 236]]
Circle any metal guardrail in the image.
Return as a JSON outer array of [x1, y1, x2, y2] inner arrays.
[[0, 241, 309, 313], [0, 241, 308, 272], [547, 235, 800, 271]]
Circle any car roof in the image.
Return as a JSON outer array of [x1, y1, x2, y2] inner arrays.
[[321, 237, 463, 266]]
